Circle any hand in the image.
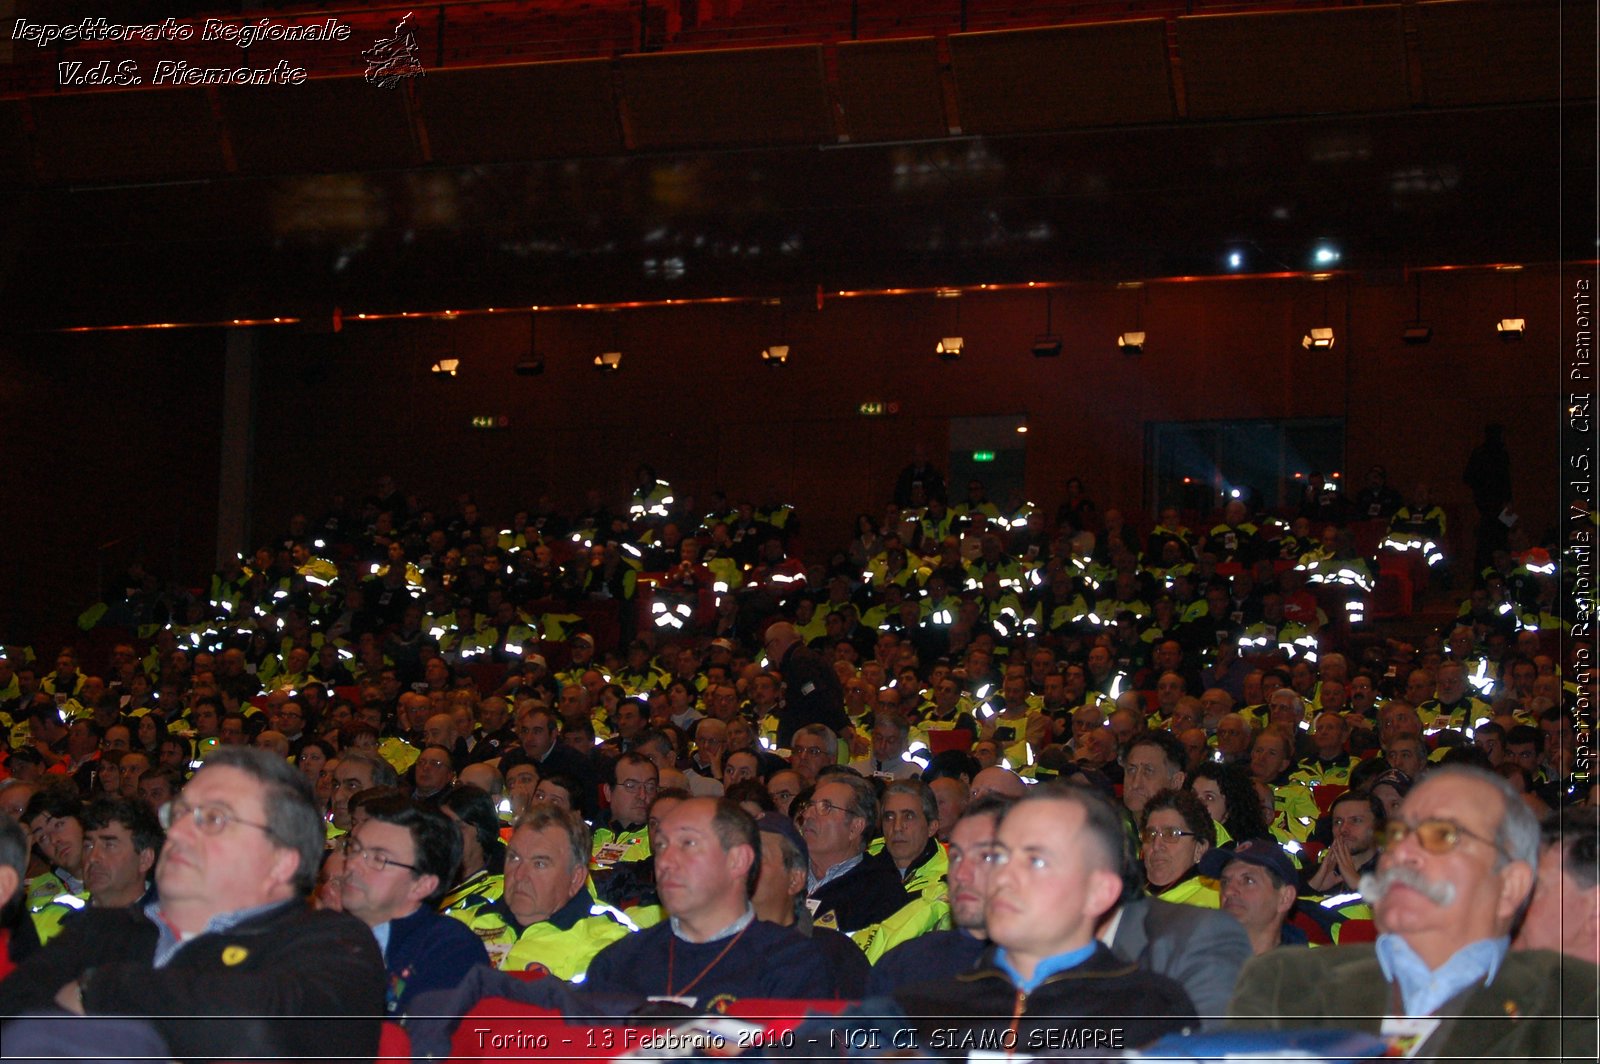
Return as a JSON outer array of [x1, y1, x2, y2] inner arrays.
[[1306, 839, 1346, 892]]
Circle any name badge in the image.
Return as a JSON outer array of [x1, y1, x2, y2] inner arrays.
[[1380, 1016, 1441, 1057]]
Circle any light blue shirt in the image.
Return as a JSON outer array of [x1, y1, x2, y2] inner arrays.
[[144, 899, 294, 969], [808, 852, 862, 894], [995, 941, 1097, 994], [372, 920, 392, 958], [1375, 933, 1509, 1016]]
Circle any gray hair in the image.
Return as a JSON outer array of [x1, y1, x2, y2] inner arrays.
[[793, 723, 838, 760], [1423, 765, 1540, 871], [202, 746, 324, 896], [883, 778, 939, 825], [515, 804, 592, 872], [338, 749, 400, 790]]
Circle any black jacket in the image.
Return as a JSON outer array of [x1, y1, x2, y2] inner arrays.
[[809, 849, 910, 935], [890, 943, 1196, 1058], [0, 900, 385, 1063]]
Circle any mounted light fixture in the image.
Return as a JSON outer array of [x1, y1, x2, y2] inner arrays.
[[1116, 282, 1146, 354], [761, 344, 790, 365], [593, 351, 622, 373], [1402, 272, 1431, 345], [937, 296, 963, 362], [1302, 327, 1335, 350], [515, 312, 544, 375], [1302, 279, 1334, 349], [431, 358, 459, 377], [1498, 269, 1524, 340], [1031, 291, 1062, 357]]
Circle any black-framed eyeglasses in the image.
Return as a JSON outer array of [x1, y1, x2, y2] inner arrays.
[[343, 837, 419, 873]]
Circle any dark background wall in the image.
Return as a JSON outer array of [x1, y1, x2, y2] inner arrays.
[[3, 263, 1561, 643], [1, 329, 225, 644]]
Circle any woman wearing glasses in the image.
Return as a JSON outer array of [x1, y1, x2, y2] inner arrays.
[[1139, 788, 1220, 908]]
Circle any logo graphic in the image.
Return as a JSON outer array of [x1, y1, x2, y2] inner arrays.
[[363, 12, 424, 89]]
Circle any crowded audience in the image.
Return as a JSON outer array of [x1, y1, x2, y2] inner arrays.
[[0, 461, 1592, 1058]]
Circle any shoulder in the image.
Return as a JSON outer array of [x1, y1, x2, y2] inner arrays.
[[1493, 949, 1600, 1006]]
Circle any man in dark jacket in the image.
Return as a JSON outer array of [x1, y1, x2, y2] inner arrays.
[[337, 794, 488, 1018], [765, 621, 848, 747], [0, 747, 385, 1063]]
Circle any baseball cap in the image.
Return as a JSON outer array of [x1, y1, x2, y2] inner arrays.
[[1205, 838, 1298, 887]]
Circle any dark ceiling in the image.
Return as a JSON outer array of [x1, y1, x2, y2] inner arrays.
[[0, 0, 1593, 329]]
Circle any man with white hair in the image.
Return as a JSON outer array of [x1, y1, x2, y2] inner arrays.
[[1231, 766, 1597, 1057]]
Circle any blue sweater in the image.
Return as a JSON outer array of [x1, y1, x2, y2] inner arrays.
[[584, 918, 833, 1003], [382, 904, 490, 1018]]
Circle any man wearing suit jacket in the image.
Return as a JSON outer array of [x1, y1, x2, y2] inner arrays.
[[1102, 871, 1252, 1027], [1229, 766, 1598, 1059]]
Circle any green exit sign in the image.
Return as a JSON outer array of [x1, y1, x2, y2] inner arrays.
[[972, 450, 996, 462], [470, 415, 509, 430]]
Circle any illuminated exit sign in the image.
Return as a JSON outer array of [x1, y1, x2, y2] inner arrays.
[[857, 400, 900, 417], [972, 451, 996, 462], [470, 415, 509, 430]]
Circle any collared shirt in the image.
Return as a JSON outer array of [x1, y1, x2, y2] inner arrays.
[[372, 920, 393, 957], [144, 898, 295, 969], [995, 940, 1097, 994], [1375, 933, 1509, 1016], [808, 852, 862, 894], [669, 902, 755, 943]]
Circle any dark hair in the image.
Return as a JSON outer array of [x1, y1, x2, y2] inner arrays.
[[23, 782, 84, 825], [1506, 724, 1542, 749], [137, 766, 185, 800], [707, 798, 762, 898], [1330, 789, 1387, 828], [440, 784, 506, 875], [921, 749, 981, 786], [1187, 761, 1270, 843], [356, 795, 462, 905], [1541, 805, 1599, 890], [1128, 731, 1187, 777], [201, 746, 325, 896], [82, 795, 165, 857], [1141, 787, 1216, 847], [297, 739, 337, 765], [724, 779, 775, 812], [609, 750, 659, 787]]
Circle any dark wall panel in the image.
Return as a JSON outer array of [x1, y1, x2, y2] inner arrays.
[[836, 38, 947, 143], [1416, 0, 1593, 107], [950, 20, 1174, 134], [619, 46, 833, 150], [1179, 6, 1408, 119], [419, 61, 623, 163], [30, 88, 223, 184]]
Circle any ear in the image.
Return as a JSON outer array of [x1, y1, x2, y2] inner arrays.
[[1497, 859, 1536, 924], [727, 842, 756, 884], [785, 864, 806, 898], [0, 866, 18, 908], [1171, 770, 1186, 790], [567, 863, 590, 899], [268, 847, 302, 893], [137, 847, 156, 878], [601, 784, 614, 805], [1085, 868, 1125, 923], [1275, 884, 1298, 918], [407, 873, 441, 908]]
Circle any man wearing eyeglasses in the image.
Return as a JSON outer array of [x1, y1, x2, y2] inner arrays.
[[339, 794, 488, 1017], [0, 746, 385, 1062], [801, 773, 909, 934], [1230, 765, 1598, 1057], [592, 752, 658, 866]]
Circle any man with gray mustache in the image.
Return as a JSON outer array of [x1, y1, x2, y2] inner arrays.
[[1228, 766, 1596, 1059]]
